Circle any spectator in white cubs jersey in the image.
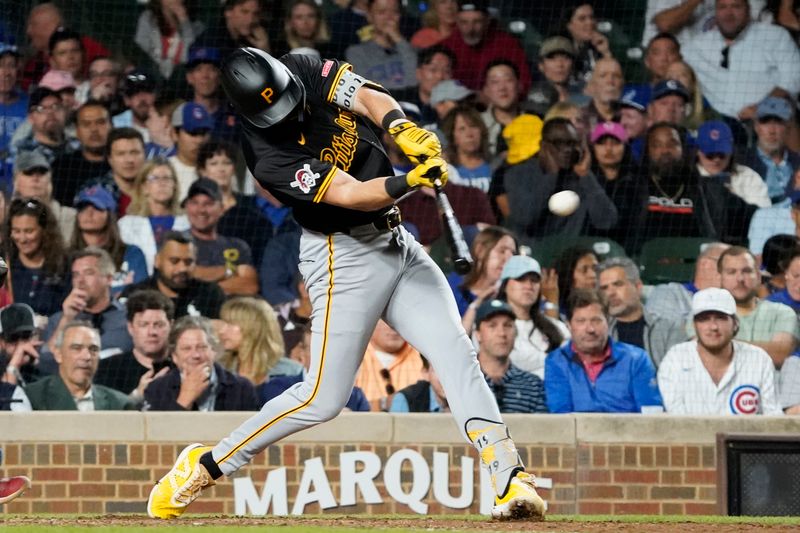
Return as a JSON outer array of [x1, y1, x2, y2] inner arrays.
[[658, 288, 782, 415]]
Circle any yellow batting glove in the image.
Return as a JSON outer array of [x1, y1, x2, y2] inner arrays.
[[406, 157, 448, 189], [389, 121, 442, 164]]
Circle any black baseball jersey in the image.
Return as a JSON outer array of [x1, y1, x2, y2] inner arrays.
[[241, 54, 395, 234]]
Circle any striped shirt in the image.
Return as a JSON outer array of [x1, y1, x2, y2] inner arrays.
[[658, 340, 782, 415], [483, 363, 548, 414]]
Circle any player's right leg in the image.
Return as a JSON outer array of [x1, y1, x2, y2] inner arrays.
[[148, 230, 397, 519], [383, 227, 545, 521]]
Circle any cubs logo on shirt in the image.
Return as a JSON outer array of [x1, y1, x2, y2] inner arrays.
[[291, 164, 319, 194], [729, 384, 760, 415]]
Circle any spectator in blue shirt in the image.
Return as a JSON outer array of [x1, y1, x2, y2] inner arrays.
[[767, 246, 800, 315], [0, 40, 28, 189], [474, 299, 547, 414], [545, 288, 663, 413]]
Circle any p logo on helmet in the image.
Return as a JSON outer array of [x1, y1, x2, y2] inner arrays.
[[261, 87, 274, 104]]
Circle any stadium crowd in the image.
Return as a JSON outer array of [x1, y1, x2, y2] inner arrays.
[[2, 0, 800, 427]]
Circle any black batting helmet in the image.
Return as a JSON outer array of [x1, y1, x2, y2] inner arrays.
[[221, 48, 305, 128]]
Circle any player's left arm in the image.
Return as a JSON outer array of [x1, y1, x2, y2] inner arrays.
[[351, 85, 441, 164]]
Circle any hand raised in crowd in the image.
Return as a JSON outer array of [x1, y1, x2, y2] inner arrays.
[[7, 338, 42, 371], [176, 364, 211, 409], [162, 0, 188, 23], [540, 268, 559, 311], [247, 24, 270, 51], [62, 288, 89, 321], [591, 31, 611, 57], [574, 140, 592, 177], [135, 366, 170, 399]]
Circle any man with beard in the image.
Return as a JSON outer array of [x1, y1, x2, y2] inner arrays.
[[94, 290, 175, 404], [440, 0, 530, 93], [503, 117, 617, 243], [12, 87, 76, 163], [630, 122, 756, 253], [658, 287, 782, 415], [597, 257, 687, 368], [741, 96, 800, 203], [39, 247, 133, 376], [112, 69, 157, 143], [122, 231, 225, 319], [683, 0, 800, 121], [545, 288, 663, 413], [686, 246, 798, 369], [51, 100, 111, 205]]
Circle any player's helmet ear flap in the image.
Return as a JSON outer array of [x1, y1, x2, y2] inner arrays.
[[221, 47, 306, 128]]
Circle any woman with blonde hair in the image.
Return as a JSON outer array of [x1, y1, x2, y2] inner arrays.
[[217, 297, 303, 390], [664, 60, 717, 131], [118, 158, 189, 274], [277, 0, 331, 57], [411, 0, 458, 48]]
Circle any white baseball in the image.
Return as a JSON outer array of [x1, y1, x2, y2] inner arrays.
[[548, 190, 580, 217]]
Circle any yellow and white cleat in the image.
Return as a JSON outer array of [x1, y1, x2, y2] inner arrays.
[[147, 443, 215, 519], [492, 471, 546, 521]]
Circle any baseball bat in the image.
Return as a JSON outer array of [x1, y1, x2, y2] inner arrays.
[[426, 168, 473, 275]]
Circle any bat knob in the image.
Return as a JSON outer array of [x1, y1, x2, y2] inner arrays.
[[453, 257, 472, 275]]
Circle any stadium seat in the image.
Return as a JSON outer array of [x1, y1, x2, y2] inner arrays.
[[638, 237, 714, 284], [526, 235, 626, 269]]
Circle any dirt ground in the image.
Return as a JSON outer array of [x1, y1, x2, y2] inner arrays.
[[2, 515, 799, 532]]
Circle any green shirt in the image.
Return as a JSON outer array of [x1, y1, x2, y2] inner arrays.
[[687, 300, 799, 342]]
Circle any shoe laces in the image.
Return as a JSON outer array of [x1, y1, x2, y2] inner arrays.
[[173, 465, 210, 505], [516, 472, 538, 489]]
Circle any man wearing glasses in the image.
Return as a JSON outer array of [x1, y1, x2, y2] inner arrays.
[[12, 87, 76, 164]]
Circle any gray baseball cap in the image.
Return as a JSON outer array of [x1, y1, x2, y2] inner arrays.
[[430, 80, 474, 107], [14, 151, 50, 174], [539, 36, 575, 59], [757, 96, 792, 122]]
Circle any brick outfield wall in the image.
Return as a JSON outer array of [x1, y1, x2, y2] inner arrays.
[[0, 441, 718, 516], [1, 413, 798, 516]]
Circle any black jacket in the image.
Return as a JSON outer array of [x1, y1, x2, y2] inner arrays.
[[630, 173, 757, 254], [144, 362, 259, 411]]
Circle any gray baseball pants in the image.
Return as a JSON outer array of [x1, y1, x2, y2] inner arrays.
[[212, 225, 509, 476]]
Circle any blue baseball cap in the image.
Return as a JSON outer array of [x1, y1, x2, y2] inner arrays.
[[75, 185, 117, 212], [187, 46, 221, 68], [651, 79, 690, 102], [619, 86, 649, 113], [697, 120, 733, 155], [171, 102, 212, 134], [501, 255, 542, 281], [757, 96, 792, 122]]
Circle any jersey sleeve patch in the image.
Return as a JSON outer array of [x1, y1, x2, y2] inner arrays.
[[291, 163, 323, 195]]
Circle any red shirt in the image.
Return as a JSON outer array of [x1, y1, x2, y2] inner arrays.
[[22, 35, 110, 90], [573, 342, 612, 384], [398, 182, 496, 245], [440, 23, 531, 93]]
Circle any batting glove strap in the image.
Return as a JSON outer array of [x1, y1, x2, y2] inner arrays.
[[389, 121, 442, 164]]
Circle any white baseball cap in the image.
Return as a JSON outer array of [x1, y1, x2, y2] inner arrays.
[[691, 288, 736, 318]]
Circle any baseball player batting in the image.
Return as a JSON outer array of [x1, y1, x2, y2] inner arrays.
[[147, 48, 545, 521]]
